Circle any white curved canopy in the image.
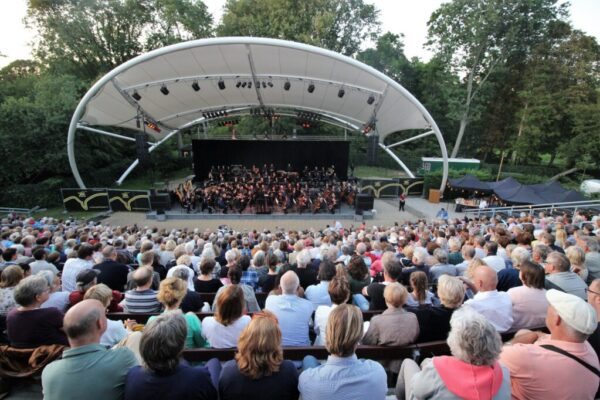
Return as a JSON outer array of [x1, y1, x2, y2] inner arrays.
[[69, 37, 448, 189]]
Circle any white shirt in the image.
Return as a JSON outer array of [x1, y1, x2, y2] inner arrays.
[[166, 265, 195, 291], [508, 286, 548, 330], [100, 319, 128, 347], [201, 315, 251, 348], [483, 255, 506, 272], [314, 304, 337, 346], [61, 258, 94, 292], [464, 290, 513, 333]]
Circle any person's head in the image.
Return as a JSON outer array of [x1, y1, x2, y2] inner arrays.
[[140, 312, 187, 373], [510, 246, 531, 269], [228, 267, 242, 284], [485, 241, 498, 256], [75, 269, 99, 293], [461, 245, 475, 260], [140, 250, 155, 266], [409, 271, 428, 303], [280, 270, 300, 295], [566, 245, 585, 267], [383, 258, 402, 282], [317, 260, 336, 282], [532, 244, 549, 264], [412, 247, 428, 266], [326, 304, 363, 357], [328, 271, 351, 305], [0, 265, 24, 288], [472, 265, 498, 292], [437, 275, 465, 309], [296, 249, 311, 268], [32, 247, 46, 261], [252, 251, 266, 268], [157, 277, 187, 308], [384, 282, 408, 308], [433, 248, 448, 264], [83, 283, 113, 309], [13, 275, 49, 307], [235, 311, 283, 379], [347, 255, 368, 280], [216, 284, 245, 326], [63, 299, 107, 347], [544, 251, 570, 274], [200, 258, 216, 276], [580, 236, 600, 253], [588, 279, 600, 312], [132, 267, 153, 289], [101, 245, 117, 261], [447, 307, 502, 366], [518, 260, 545, 289], [77, 244, 94, 260], [546, 289, 597, 342]]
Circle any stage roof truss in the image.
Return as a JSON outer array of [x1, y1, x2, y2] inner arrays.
[[68, 37, 448, 191]]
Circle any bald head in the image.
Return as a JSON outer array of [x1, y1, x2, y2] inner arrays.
[[473, 265, 498, 292], [280, 270, 299, 295], [63, 299, 106, 347]]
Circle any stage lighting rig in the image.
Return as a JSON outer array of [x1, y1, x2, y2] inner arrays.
[[160, 85, 169, 95], [307, 83, 315, 93], [284, 81, 291, 91], [191, 81, 200, 91], [218, 79, 226, 90], [132, 91, 141, 101]]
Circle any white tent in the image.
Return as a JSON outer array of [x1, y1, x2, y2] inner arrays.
[[68, 37, 448, 189]]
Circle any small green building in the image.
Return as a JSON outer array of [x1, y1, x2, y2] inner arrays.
[[418, 157, 480, 175]]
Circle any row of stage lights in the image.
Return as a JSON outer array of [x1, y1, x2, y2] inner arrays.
[[131, 80, 376, 105]]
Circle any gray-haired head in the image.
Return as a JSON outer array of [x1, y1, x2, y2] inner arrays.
[[434, 248, 449, 264], [447, 307, 502, 366], [253, 250, 266, 267], [36, 270, 56, 288], [13, 275, 49, 307], [172, 267, 190, 282], [280, 270, 300, 295], [140, 311, 187, 373]]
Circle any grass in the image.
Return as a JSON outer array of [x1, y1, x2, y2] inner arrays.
[[32, 207, 102, 221], [116, 168, 191, 190], [354, 165, 405, 178]]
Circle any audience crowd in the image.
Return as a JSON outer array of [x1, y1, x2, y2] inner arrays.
[[0, 210, 599, 399]]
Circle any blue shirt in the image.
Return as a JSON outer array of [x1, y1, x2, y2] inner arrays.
[[299, 354, 387, 400], [265, 294, 313, 346], [304, 281, 332, 310], [240, 270, 259, 289]]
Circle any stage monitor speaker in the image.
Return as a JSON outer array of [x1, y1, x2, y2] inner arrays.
[[150, 193, 171, 211], [366, 134, 379, 166], [355, 193, 374, 211], [135, 133, 150, 167]]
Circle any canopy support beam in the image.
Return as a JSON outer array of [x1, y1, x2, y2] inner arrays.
[[386, 130, 434, 149], [378, 143, 415, 178], [78, 125, 156, 145]]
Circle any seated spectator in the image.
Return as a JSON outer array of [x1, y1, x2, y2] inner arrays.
[[61, 244, 94, 292], [363, 283, 419, 372], [347, 255, 370, 295], [126, 251, 160, 291], [508, 260, 548, 330], [501, 289, 599, 399], [265, 271, 313, 346], [166, 257, 196, 290], [122, 267, 161, 313], [171, 267, 204, 313], [202, 285, 251, 348], [305, 260, 336, 310], [7, 275, 68, 348], [447, 238, 463, 265], [410, 275, 465, 342], [148, 277, 207, 348], [30, 247, 59, 275], [580, 236, 600, 281], [362, 256, 403, 310], [68, 269, 100, 307], [194, 258, 224, 293], [299, 304, 387, 400], [463, 265, 513, 333], [84, 284, 135, 347], [93, 245, 130, 291], [0, 265, 23, 315], [497, 246, 529, 292], [258, 253, 279, 294], [239, 255, 259, 290], [43, 299, 138, 400], [292, 249, 318, 289], [125, 312, 218, 400], [544, 251, 587, 299], [249, 250, 268, 280], [213, 267, 260, 313], [400, 247, 430, 286], [566, 245, 588, 282], [454, 245, 475, 276], [396, 307, 510, 399], [314, 268, 351, 346], [429, 249, 458, 283], [482, 241, 506, 272], [39, 270, 70, 312], [405, 271, 438, 307], [219, 311, 299, 400]]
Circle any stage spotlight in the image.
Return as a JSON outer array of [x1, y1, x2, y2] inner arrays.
[[248, 82, 252, 89], [242, 82, 247, 88], [132, 91, 142, 101], [308, 83, 315, 93], [268, 82, 274, 88], [236, 81, 241, 88], [367, 95, 375, 105], [218, 79, 226, 90], [191, 81, 200, 92], [160, 85, 169, 95], [338, 89, 345, 98], [262, 82, 267, 89], [284, 81, 291, 91]]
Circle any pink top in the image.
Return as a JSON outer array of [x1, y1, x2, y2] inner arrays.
[[507, 286, 548, 330], [500, 337, 600, 400]]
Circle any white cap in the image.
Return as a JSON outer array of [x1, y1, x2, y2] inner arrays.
[[546, 289, 597, 335]]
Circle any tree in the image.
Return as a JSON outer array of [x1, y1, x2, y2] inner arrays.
[[357, 32, 413, 89], [427, 0, 567, 158], [26, 0, 213, 80], [218, 0, 380, 56]]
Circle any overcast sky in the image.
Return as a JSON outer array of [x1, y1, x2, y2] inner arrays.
[[2, 0, 600, 68]]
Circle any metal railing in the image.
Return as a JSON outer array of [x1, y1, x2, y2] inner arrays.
[[463, 200, 600, 218], [0, 206, 41, 216]]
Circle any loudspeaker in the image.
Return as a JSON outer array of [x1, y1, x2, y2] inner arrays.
[[150, 193, 171, 211], [135, 133, 150, 167], [366, 134, 379, 166], [355, 193, 374, 211]]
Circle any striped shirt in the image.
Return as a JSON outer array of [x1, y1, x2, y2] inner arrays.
[[122, 289, 161, 313]]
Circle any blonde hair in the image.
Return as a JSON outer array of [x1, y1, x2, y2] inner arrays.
[[403, 245, 414, 260], [566, 246, 585, 266], [84, 283, 113, 308], [157, 277, 187, 308], [326, 304, 363, 357], [384, 282, 408, 308], [465, 257, 487, 280], [176, 254, 191, 267], [235, 311, 283, 379], [437, 275, 465, 308]]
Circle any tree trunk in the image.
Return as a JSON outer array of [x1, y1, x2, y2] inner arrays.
[[451, 117, 468, 158], [511, 102, 528, 164], [548, 151, 556, 167]]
